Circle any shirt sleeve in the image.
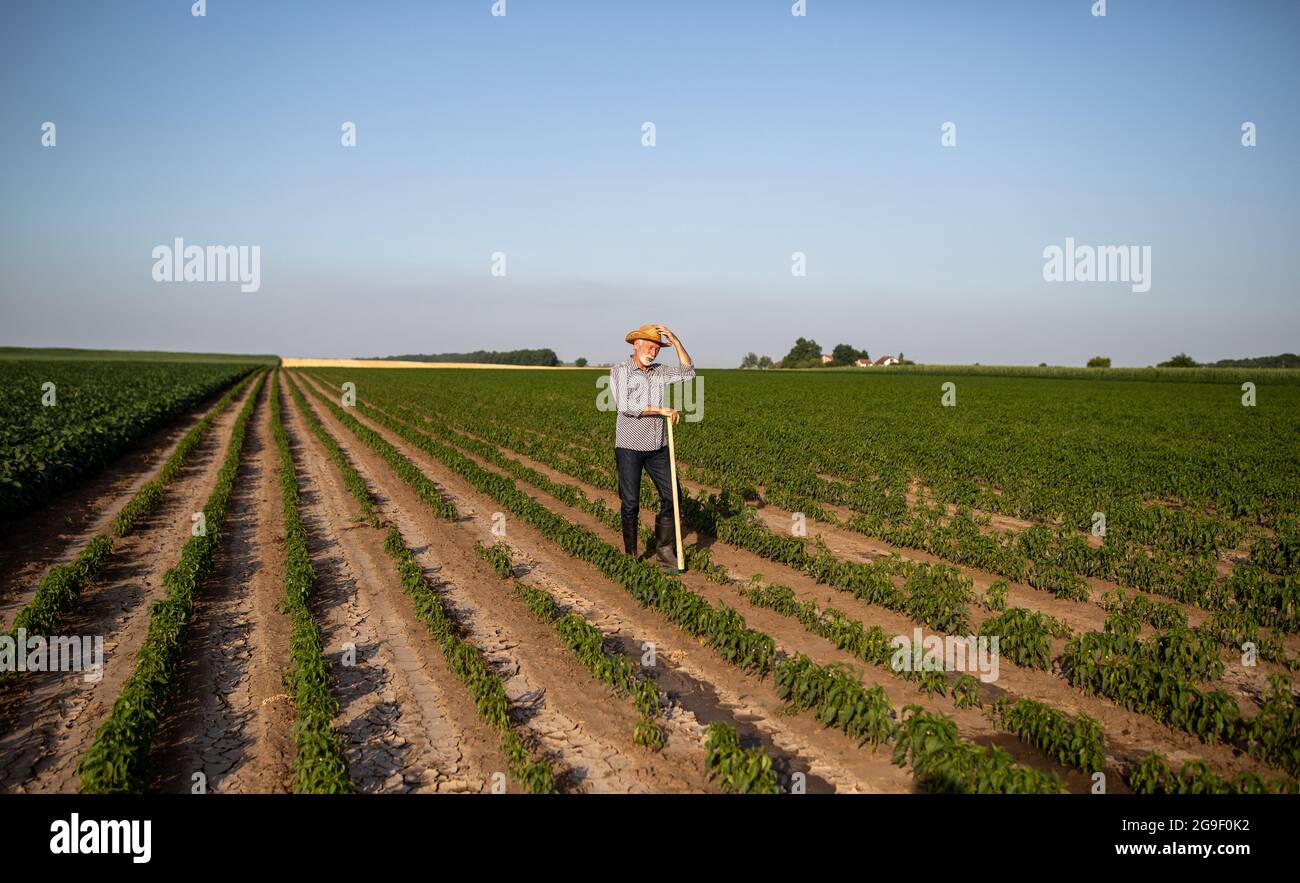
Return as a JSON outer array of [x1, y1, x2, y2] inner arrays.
[[658, 362, 696, 382]]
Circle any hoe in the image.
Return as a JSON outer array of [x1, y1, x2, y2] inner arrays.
[[664, 414, 686, 574]]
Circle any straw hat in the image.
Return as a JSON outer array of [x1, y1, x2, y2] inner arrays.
[[625, 324, 670, 346]]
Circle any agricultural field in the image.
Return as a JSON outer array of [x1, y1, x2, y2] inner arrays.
[[2, 361, 1298, 794], [0, 356, 264, 525]]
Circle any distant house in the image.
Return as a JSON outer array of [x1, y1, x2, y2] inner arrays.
[[820, 354, 834, 365], [874, 354, 900, 367], [853, 358, 871, 367]]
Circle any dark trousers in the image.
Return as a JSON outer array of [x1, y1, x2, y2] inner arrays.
[[615, 446, 680, 522]]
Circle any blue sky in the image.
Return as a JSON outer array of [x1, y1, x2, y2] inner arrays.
[[2, 0, 1296, 366]]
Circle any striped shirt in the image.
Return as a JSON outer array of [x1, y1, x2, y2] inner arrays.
[[610, 357, 696, 451]]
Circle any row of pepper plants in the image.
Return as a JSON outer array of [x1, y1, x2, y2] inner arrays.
[[283, 372, 380, 527], [269, 373, 353, 792], [738, 577, 1106, 773], [473, 540, 668, 751], [704, 722, 780, 794], [1126, 751, 1297, 794]]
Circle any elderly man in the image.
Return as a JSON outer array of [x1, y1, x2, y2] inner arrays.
[[610, 323, 694, 564]]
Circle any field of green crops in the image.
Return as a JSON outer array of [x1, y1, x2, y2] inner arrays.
[[297, 364, 1300, 791], [5, 360, 1297, 795], [317, 367, 1300, 583], [0, 357, 261, 524]]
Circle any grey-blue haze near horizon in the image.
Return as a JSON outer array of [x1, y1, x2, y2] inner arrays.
[[1, 0, 1297, 367]]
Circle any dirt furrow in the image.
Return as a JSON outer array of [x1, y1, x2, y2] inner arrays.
[[291, 375, 708, 792], [0, 380, 260, 794], [281, 374, 510, 793], [147, 380, 294, 794]]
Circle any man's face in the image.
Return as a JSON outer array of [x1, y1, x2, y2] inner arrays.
[[634, 339, 660, 367]]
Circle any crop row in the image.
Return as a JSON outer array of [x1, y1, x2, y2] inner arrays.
[[283, 373, 380, 527], [739, 577, 1108, 774], [77, 370, 267, 793], [892, 705, 1067, 793], [1126, 752, 1297, 794], [383, 527, 556, 791], [985, 696, 1106, 774], [473, 540, 667, 751], [704, 722, 780, 794], [301, 379, 456, 521], [269, 373, 353, 793]]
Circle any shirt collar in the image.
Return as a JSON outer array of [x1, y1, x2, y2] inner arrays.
[[629, 356, 658, 373]]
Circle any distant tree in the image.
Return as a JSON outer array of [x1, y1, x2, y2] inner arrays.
[[1039, 362, 1047, 367], [831, 343, 869, 366], [574, 357, 588, 367], [780, 337, 823, 369], [757, 355, 774, 369], [740, 352, 759, 369], [1087, 356, 1111, 368], [1204, 353, 1300, 368], [1158, 352, 1198, 368], [383, 348, 560, 366]]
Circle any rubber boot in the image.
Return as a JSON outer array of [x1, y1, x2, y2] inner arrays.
[[655, 513, 677, 566], [621, 515, 639, 556]]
